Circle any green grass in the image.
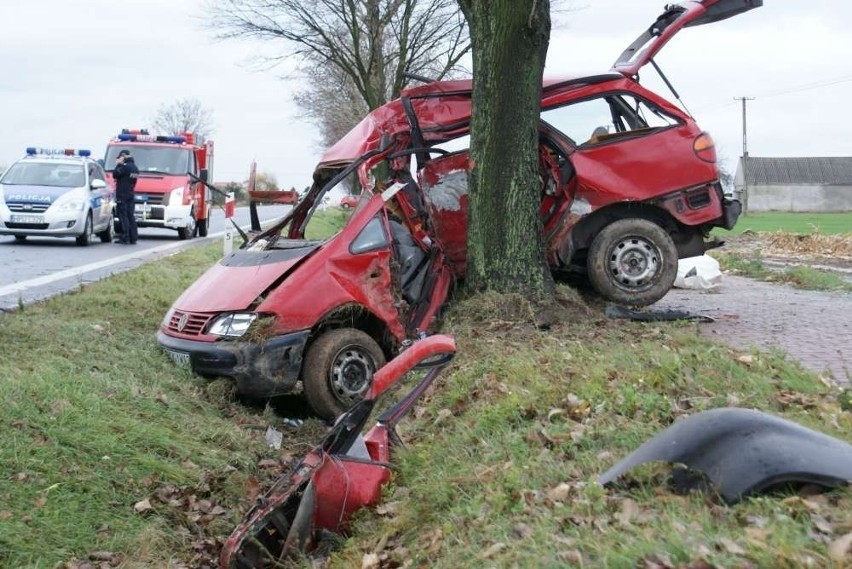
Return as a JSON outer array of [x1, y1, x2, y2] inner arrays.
[[714, 251, 852, 292], [718, 211, 852, 235], [326, 293, 851, 568], [0, 238, 849, 567]]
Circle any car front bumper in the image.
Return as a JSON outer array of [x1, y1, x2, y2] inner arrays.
[[0, 207, 88, 237], [156, 329, 310, 397]]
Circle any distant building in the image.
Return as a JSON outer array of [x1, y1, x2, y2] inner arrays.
[[734, 156, 852, 212]]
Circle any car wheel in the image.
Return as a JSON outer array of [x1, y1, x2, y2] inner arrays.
[[75, 213, 94, 246], [97, 215, 114, 243], [341, 203, 352, 209], [178, 212, 196, 240], [587, 218, 677, 307], [302, 328, 386, 420]]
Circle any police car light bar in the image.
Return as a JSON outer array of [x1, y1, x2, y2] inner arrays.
[[116, 133, 186, 144], [26, 147, 91, 157]]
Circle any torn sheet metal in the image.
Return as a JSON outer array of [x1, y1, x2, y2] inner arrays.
[[220, 334, 456, 568], [598, 407, 852, 504]]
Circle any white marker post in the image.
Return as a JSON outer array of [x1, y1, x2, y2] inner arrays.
[[223, 192, 235, 255]]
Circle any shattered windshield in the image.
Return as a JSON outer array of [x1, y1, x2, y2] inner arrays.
[[249, 148, 388, 251]]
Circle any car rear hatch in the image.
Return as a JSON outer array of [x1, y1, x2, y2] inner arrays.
[[612, 0, 763, 78]]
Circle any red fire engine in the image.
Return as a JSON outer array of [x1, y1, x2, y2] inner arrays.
[[104, 129, 213, 239]]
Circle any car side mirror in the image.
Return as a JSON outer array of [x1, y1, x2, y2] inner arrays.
[[90, 179, 107, 190]]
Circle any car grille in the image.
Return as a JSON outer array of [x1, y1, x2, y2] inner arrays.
[[6, 222, 50, 230], [7, 203, 50, 213], [136, 194, 164, 206], [166, 310, 214, 336]]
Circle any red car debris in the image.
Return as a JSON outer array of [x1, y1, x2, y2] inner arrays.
[[158, 0, 759, 419], [219, 334, 456, 567]]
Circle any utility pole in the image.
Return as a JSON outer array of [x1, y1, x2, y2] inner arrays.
[[734, 96, 755, 215]]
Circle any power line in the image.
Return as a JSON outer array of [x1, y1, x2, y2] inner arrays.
[[693, 72, 852, 113]]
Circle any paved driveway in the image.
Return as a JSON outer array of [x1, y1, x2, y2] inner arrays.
[[656, 275, 851, 385]]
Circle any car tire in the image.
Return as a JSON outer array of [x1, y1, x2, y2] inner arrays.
[[178, 211, 196, 240], [97, 215, 114, 243], [587, 218, 677, 307], [341, 203, 351, 209], [13, 235, 26, 242], [302, 328, 386, 421], [75, 213, 94, 247]]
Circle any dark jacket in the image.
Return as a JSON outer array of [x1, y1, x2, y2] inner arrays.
[[114, 157, 139, 202]]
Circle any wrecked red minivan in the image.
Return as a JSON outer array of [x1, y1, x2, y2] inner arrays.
[[157, 0, 758, 418]]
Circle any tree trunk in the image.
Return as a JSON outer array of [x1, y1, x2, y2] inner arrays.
[[459, 0, 553, 298]]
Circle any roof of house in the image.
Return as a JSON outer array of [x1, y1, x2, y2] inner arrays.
[[741, 157, 852, 185]]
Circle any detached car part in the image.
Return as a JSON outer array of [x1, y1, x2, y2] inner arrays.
[[598, 407, 852, 504], [220, 334, 456, 568]]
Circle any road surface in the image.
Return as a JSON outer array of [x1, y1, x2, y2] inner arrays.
[[0, 205, 291, 312]]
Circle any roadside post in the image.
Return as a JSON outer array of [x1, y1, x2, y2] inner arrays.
[[224, 192, 235, 255]]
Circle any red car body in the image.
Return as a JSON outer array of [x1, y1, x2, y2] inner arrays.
[[219, 335, 456, 567], [157, 0, 759, 419]]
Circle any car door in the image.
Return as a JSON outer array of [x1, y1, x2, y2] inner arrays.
[[88, 162, 111, 230]]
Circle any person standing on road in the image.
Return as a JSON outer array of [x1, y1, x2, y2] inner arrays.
[[114, 149, 139, 245]]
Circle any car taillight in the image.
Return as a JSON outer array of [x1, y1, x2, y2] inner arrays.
[[693, 132, 716, 163]]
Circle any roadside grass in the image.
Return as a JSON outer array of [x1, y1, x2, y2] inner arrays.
[[0, 244, 328, 567], [713, 250, 852, 292], [328, 292, 851, 568], [716, 211, 852, 235], [0, 231, 849, 566]]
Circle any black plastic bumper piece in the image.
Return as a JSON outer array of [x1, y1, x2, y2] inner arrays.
[[721, 198, 742, 230]]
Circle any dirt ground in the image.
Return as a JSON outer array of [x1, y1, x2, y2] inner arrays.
[[654, 233, 852, 386]]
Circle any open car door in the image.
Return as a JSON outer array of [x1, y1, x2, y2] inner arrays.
[[612, 0, 763, 78]]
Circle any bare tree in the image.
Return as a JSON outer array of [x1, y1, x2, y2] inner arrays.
[[205, 0, 470, 141], [151, 98, 214, 138]]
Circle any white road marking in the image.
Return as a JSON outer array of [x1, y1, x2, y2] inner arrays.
[[0, 228, 236, 298]]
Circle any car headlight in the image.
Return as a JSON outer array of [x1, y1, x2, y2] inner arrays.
[[168, 186, 185, 206], [51, 192, 86, 212], [207, 312, 258, 338]]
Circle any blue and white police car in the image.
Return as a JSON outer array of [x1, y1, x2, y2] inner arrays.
[[0, 147, 115, 245]]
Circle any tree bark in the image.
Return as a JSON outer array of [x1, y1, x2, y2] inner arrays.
[[458, 0, 554, 298]]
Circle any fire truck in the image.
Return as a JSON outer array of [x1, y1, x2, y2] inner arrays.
[[104, 129, 213, 239]]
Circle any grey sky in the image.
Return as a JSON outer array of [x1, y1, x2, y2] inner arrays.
[[0, 1, 848, 185]]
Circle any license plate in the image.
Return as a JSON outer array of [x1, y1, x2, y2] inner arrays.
[[10, 214, 44, 224], [165, 349, 190, 366]]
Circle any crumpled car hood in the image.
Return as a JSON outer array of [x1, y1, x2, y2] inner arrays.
[[598, 407, 852, 504], [170, 245, 319, 313]]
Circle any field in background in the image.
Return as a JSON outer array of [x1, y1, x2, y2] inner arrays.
[[720, 211, 852, 235]]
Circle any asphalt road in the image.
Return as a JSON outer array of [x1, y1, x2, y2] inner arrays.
[[0, 205, 292, 312]]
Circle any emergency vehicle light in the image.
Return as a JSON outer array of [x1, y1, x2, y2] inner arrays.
[[121, 129, 150, 135], [116, 133, 186, 144], [26, 147, 91, 157]]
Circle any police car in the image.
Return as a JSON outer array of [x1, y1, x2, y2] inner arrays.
[[0, 147, 115, 245]]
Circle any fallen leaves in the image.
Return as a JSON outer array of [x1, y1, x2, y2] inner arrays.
[[829, 532, 852, 563]]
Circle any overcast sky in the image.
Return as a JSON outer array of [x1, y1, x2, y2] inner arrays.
[[1, 1, 849, 185]]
